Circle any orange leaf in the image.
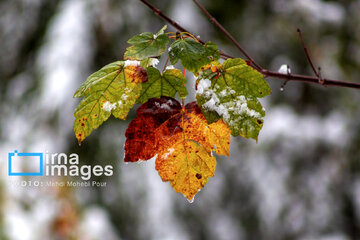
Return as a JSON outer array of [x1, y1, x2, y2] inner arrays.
[[124, 97, 231, 201]]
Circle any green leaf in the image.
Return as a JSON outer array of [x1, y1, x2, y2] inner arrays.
[[136, 67, 188, 103], [73, 61, 147, 144], [124, 25, 170, 60], [169, 39, 220, 73], [196, 58, 271, 140]]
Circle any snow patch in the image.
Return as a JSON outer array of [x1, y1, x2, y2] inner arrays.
[[165, 65, 175, 70], [122, 94, 128, 100], [103, 101, 117, 112], [163, 148, 174, 159], [278, 64, 291, 74], [149, 58, 159, 67], [161, 104, 172, 111], [155, 102, 172, 111], [197, 81, 263, 131], [196, 79, 211, 95], [124, 60, 140, 67]]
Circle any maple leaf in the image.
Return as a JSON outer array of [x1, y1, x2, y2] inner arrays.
[[196, 58, 271, 140], [136, 67, 188, 104], [169, 39, 220, 73], [73, 61, 147, 144], [124, 97, 231, 201], [124, 25, 170, 60]]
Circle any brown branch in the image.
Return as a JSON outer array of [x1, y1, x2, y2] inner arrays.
[[192, 0, 262, 71], [262, 70, 360, 89], [140, 0, 360, 90]]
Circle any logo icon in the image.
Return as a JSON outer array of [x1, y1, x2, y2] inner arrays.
[[8, 150, 43, 176]]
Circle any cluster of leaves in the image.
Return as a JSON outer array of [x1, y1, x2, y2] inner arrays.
[[73, 25, 271, 201]]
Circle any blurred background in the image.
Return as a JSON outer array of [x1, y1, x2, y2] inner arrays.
[[1, 0, 360, 239]]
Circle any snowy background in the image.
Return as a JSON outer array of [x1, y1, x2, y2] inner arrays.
[[0, 0, 360, 239]]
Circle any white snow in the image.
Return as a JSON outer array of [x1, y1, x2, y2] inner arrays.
[[103, 101, 117, 112], [121, 94, 128, 100], [155, 102, 172, 111], [160, 104, 172, 111], [165, 65, 175, 70], [196, 79, 211, 95], [278, 64, 291, 74], [166, 99, 176, 106], [196, 80, 263, 132], [163, 148, 174, 159], [148, 58, 159, 67], [124, 60, 140, 67]]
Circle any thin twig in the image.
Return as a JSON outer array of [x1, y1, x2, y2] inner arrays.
[[297, 28, 320, 78], [192, 0, 262, 71], [139, 0, 360, 90]]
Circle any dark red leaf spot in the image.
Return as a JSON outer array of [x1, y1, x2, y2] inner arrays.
[[81, 123, 85, 127], [134, 66, 148, 83], [196, 173, 202, 179], [257, 120, 263, 124]]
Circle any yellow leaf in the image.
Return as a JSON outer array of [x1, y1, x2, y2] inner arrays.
[[154, 101, 231, 201], [156, 140, 216, 202]]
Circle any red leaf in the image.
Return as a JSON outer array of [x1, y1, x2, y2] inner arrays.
[[124, 97, 182, 162]]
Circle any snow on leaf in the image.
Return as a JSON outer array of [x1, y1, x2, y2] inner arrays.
[[168, 38, 220, 73], [102, 101, 117, 112], [140, 58, 160, 68], [124, 97, 231, 200], [124, 60, 141, 67], [165, 65, 175, 70], [196, 58, 271, 140], [124, 25, 170, 60], [73, 61, 147, 145], [136, 67, 188, 104]]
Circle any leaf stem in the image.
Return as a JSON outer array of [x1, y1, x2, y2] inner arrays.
[[162, 57, 170, 73], [182, 32, 200, 42]]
